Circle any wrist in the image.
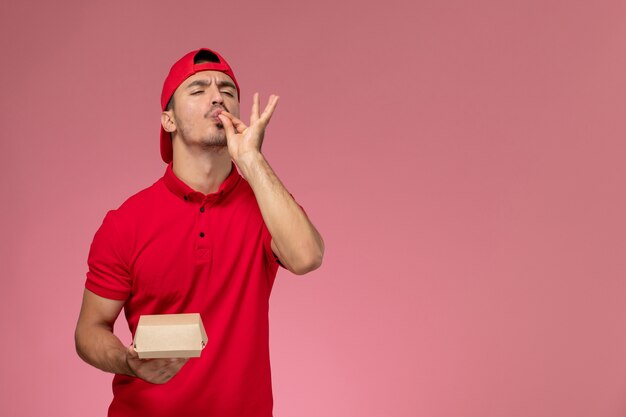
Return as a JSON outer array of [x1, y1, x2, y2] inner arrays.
[[234, 151, 265, 180], [123, 349, 137, 377]]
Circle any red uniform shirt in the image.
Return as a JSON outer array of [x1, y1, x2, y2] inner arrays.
[[85, 163, 281, 417]]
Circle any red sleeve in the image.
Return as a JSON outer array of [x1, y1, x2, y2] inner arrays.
[[85, 210, 132, 300]]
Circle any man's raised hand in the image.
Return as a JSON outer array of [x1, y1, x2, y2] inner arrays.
[[218, 93, 279, 164]]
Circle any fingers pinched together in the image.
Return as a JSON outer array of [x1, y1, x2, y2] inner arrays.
[[218, 93, 279, 161]]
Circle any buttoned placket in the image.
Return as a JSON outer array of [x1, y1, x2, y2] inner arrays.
[[187, 191, 225, 260]]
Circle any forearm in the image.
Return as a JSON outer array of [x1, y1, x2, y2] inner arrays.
[[75, 323, 134, 377], [236, 152, 324, 273]]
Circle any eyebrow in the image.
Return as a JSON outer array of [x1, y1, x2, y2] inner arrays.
[[217, 80, 237, 90], [186, 79, 237, 91], [186, 80, 210, 89]]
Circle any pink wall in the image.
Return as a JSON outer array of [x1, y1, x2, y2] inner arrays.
[[2, 0, 626, 416]]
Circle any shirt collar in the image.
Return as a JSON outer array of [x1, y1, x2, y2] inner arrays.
[[163, 162, 241, 202]]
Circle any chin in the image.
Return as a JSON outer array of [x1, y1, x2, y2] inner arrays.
[[201, 136, 227, 148]]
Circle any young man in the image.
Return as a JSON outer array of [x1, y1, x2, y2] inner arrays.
[[75, 48, 324, 417]]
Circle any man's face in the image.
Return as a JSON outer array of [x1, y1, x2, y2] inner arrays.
[[165, 70, 240, 149]]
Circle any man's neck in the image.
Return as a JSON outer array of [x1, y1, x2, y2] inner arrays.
[[172, 147, 232, 195]]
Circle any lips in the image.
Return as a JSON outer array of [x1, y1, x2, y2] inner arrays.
[[205, 108, 223, 128], [205, 108, 224, 127]]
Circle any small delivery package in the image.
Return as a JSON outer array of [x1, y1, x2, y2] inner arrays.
[[133, 313, 207, 359]]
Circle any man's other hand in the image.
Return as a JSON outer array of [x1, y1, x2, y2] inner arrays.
[[126, 346, 189, 384]]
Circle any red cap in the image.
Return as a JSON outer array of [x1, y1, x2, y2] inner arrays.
[[159, 48, 240, 163]]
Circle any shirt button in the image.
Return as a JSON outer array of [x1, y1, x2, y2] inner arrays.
[[199, 232, 205, 238], [184, 196, 188, 201], [200, 207, 205, 213]]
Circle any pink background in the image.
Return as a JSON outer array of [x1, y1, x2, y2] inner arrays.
[[2, 0, 626, 416]]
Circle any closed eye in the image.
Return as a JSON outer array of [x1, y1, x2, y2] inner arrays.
[[190, 90, 204, 95]]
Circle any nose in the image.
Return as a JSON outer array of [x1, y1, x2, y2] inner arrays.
[[208, 85, 224, 106]]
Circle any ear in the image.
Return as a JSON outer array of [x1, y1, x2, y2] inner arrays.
[[161, 110, 176, 133]]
